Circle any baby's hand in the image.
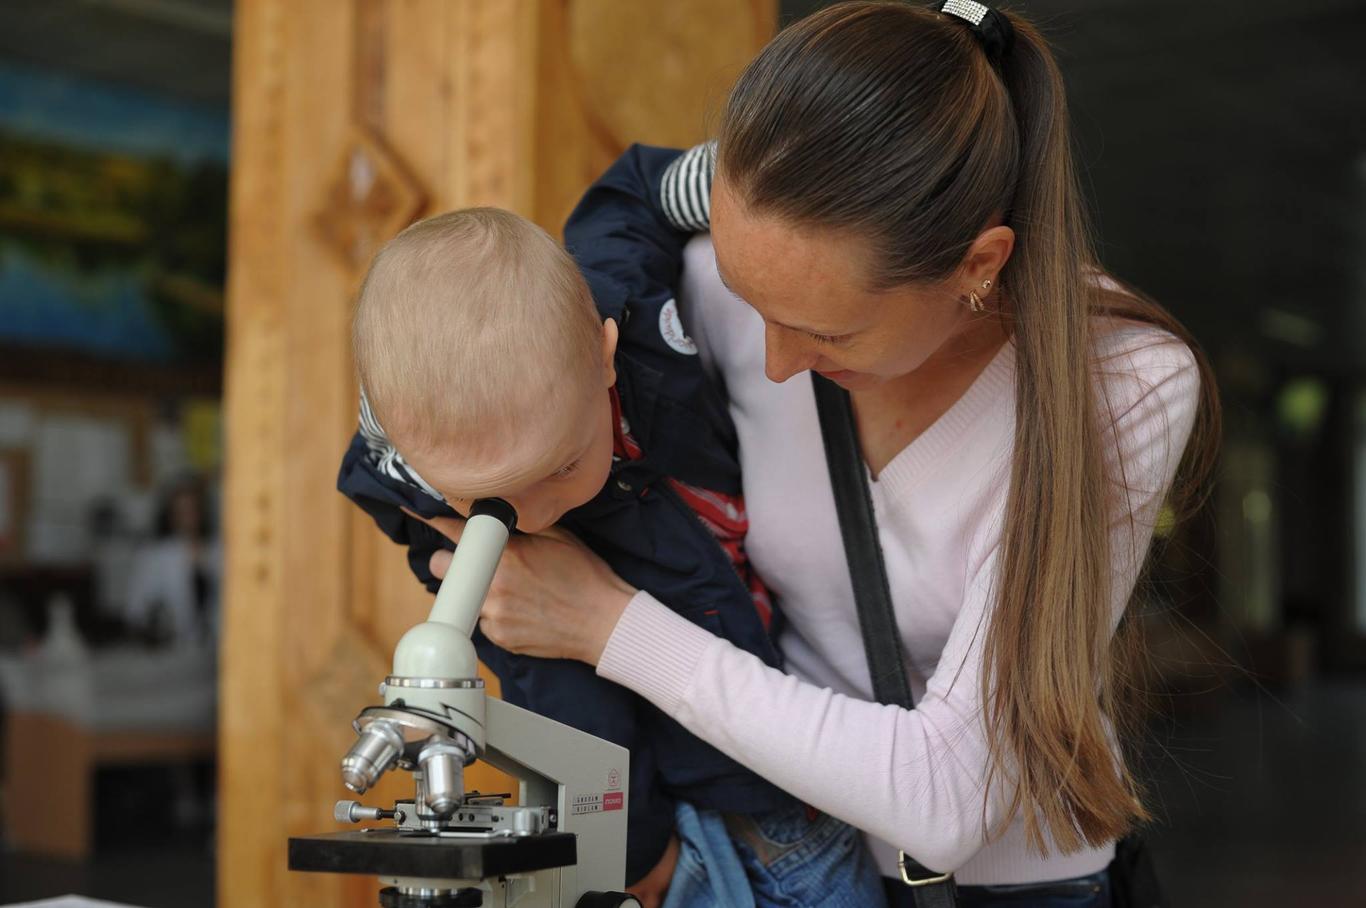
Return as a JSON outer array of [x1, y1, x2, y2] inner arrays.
[[627, 834, 680, 908], [412, 512, 636, 665]]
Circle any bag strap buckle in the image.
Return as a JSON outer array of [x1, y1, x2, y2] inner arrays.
[[899, 851, 953, 888]]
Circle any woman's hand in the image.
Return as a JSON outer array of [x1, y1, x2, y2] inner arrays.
[[417, 513, 637, 665]]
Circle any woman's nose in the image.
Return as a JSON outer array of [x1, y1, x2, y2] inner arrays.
[[764, 325, 816, 383]]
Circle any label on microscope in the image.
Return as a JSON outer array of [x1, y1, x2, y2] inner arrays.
[[603, 792, 624, 811], [572, 794, 604, 815]]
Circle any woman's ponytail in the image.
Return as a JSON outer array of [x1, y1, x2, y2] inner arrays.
[[983, 12, 1144, 853]]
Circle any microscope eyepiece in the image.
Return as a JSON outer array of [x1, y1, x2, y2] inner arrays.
[[469, 498, 517, 533]]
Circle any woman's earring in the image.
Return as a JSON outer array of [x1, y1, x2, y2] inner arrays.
[[982, 278, 993, 292], [968, 290, 984, 313]]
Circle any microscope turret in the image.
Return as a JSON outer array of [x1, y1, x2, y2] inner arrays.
[[289, 499, 638, 908]]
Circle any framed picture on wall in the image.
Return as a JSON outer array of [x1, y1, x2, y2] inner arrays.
[[0, 61, 228, 369]]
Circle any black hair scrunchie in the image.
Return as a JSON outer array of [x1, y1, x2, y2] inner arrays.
[[936, 0, 1016, 65]]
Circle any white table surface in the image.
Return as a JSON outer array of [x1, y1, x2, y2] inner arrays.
[[2, 897, 149, 907]]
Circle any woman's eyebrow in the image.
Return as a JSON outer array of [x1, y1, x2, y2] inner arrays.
[[717, 259, 852, 336]]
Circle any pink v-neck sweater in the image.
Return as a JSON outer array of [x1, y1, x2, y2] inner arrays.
[[597, 236, 1201, 885]]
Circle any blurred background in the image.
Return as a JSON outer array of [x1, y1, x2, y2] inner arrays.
[[0, 0, 1362, 906]]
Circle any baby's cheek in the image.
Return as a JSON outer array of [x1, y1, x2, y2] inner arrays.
[[579, 448, 616, 505], [565, 473, 602, 514]]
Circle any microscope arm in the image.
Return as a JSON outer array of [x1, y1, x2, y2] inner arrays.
[[484, 697, 630, 896]]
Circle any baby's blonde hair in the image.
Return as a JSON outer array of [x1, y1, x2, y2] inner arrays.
[[354, 208, 603, 454]]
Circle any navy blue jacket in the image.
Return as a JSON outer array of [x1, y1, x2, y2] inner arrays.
[[337, 144, 792, 883]]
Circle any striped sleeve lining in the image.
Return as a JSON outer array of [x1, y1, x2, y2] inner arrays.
[[357, 389, 445, 503], [660, 141, 715, 232]]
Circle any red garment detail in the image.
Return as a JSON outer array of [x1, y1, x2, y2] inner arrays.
[[609, 388, 773, 631]]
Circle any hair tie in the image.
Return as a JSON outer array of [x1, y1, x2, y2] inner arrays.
[[936, 0, 1015, 64]]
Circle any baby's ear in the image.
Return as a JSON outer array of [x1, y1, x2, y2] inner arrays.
[[600, 318, 619, 387]]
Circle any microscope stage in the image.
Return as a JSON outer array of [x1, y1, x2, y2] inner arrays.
[[288, 830, 577, 879]]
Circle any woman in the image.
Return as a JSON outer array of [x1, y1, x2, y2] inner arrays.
[[125, 475, 221, 647], [425, 2, 1217, 905]]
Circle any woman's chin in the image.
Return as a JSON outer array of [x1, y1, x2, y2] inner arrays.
[[814, 368, 880, 391]]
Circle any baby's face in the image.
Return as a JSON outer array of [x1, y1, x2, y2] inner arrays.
[[402, 386, 616, 535]]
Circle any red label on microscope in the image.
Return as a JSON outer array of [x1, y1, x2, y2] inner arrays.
[[603, 792, 624, 811]]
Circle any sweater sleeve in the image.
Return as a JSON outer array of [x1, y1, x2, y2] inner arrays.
[[598, 336, 1200, 873]]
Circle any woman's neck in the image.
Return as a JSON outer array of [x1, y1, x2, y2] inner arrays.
[[850, 314, 1009, 477]]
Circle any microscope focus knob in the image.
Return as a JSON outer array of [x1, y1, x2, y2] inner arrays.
[[340, 720, 405, 793], [334, 800, 400, 823]]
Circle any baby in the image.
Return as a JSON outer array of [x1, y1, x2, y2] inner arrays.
[[352, 209, 621, 537], [339, 147, 885, 908]]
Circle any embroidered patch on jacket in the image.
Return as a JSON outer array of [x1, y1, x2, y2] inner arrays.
[[658, 298, 698, 355]]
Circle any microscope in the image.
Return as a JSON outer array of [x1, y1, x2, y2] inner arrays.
[[288, 500, 639, 908]]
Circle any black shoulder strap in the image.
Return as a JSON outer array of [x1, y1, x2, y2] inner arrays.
[[812, 374, 959, 906], [810, 374, 915, 710]]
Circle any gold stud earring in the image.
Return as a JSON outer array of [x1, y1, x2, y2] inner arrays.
[[968, 290, 984, 313], [982, 278, 993, 291]]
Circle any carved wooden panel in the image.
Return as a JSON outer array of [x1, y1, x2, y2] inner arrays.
[[222, 3, 775, 907], [312, 129, 426, 273]]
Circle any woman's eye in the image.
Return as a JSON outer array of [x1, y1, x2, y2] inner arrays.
[[554, 459, 582, 479], [806, 331, 848, 345]]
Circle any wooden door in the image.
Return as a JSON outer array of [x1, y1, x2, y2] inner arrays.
[[220, 2, 775, 906]]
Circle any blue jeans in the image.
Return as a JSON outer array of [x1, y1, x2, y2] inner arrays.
[[663, 801, 888, 908], [884, 871, 1111, 908]]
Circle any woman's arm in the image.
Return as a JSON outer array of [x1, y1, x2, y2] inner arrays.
[[447, 320, 1199, 871], [594, 337, 1200, 872]]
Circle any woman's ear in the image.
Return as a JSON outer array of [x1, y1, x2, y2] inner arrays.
[[601, 318, 619, 387], [963, 225, 1016, 289]]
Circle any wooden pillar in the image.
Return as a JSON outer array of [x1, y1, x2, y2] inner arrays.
[[220, 2, 775, 906]]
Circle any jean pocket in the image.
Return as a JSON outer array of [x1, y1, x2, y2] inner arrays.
[[729, 810, 887, 908], [726, 804, 839, 866], [750, 804, 826, 848]]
